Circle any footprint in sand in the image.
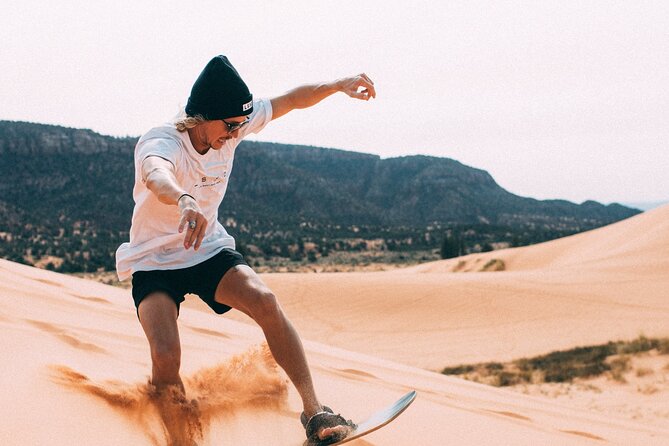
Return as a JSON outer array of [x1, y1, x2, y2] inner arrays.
[[35, 278, 66, 288], [72, 294, 111, 305], [187, 326, 231, 339], [488, 410, 532, 422], [560, 430, 606, 442], [27, 319, 107, 354]]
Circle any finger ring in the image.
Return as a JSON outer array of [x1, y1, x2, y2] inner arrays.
[[188, 220, 197, 229]]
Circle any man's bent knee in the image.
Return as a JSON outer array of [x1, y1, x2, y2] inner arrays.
[[247, 291, 282, 324]]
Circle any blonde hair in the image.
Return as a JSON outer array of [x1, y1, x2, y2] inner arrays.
[[173, 108, 206, 132]]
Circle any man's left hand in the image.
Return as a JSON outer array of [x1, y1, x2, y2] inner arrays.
[[336, 73, 376, 101]]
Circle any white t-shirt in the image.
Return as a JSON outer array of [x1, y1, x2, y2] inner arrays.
[[115, 98, 273, 281]]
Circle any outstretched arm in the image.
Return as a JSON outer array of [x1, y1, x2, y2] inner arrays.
[[270, 73, 375, 120]]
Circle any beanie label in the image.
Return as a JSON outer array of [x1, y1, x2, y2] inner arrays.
[[242, 100, 253, 112]]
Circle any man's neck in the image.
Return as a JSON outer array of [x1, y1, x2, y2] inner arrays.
[[187, 127, 210, 155]]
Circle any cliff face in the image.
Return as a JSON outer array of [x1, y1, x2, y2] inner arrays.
[[0, 120, 638, 228], [228, 142, 636, 227], [0, 121, 135, 155]]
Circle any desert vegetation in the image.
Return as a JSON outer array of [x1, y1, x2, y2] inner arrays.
[[442, 336, 669, 386]]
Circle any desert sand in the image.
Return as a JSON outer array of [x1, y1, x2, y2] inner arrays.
[[1, 205, 668, 445], [229, 205, 669, 370]]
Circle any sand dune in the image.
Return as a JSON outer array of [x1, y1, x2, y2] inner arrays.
[[2, 206, 669, 444], [1, 259, 669, 445], [409, 204, 669, 274], [239, 205, 669, 370]]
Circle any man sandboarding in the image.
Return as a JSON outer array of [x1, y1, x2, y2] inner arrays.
[[116, 55, 375, 445]]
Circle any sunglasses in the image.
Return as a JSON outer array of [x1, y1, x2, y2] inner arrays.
[[223, 117, 250, 133]]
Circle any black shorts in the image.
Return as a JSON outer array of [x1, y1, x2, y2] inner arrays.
[[131, 248, 248, 317]]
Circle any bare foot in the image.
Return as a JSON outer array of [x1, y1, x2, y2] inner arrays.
[[303, 406, 355, 445], [318, 424, 354, 442]]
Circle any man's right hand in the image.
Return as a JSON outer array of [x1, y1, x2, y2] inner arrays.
[[177, 195, 208, 250], [142, 156, 209, 251]]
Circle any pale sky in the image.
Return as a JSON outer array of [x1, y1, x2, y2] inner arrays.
[[2, 0, 667, 205]]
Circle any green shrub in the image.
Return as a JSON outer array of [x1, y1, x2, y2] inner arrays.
[[441, 337, 669, 386], [442, 364, 475, 375]]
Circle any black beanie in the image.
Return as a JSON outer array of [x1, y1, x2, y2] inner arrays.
[[185, 55, 253, 120]]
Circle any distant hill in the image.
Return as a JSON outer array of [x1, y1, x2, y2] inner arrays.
[[0, 120, 640, 272]]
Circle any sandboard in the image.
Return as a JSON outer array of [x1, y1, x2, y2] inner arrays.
[[305, 390, 417, 446]]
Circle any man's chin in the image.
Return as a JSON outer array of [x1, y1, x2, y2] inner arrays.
[[211, 139, 230, 150]]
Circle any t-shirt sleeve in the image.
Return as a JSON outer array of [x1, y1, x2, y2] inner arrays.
[[238, 98, 273, 138], [136, 135, 182, 168], [134, 134, 183, 181]]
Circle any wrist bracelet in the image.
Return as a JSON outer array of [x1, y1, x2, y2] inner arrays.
[[178, 193, 195, 204]]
